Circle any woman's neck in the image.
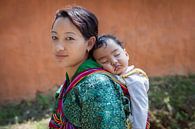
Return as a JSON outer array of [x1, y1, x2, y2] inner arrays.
[[65, 56, 88, 81], [65, 67, 76, 81]]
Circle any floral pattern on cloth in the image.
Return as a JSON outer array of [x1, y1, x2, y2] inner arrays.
[[49, 68, 127, 129]]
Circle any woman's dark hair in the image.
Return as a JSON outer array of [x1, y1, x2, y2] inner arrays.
[[52, 6, 98, 40], [92, 34, 124, 53]]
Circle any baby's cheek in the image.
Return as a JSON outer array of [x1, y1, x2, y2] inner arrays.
[[105, 65, 114, 73], [101, 65, 108, 70]]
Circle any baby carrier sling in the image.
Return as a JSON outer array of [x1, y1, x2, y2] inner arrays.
[[121, 68, 150, 129]]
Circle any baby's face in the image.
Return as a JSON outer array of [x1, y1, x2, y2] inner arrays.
[[93, 39, 129, 75]]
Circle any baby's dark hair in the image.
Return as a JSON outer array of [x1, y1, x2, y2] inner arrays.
[[91, 34, 124, 55]]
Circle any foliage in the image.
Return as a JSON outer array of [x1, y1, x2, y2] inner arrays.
[[0, 90, 55, 125], [149, 74, 195, 129], [0, 75, 195, 129]]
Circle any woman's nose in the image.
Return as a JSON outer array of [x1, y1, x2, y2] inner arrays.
[[55, 43, 65, 52]]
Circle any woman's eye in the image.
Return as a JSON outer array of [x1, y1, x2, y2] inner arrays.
[[65, 37, 74, 40], [51, 36, 58, 40]]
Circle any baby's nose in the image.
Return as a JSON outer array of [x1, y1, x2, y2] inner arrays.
[[111, 58, 118, 66]]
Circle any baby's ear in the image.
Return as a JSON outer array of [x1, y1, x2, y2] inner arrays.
[[87, 36, 96, 51], [124, 49, 129, 56], [124, 49, 130, 60]]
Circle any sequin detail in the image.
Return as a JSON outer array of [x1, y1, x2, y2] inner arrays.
[[62, 73, 127, 129]]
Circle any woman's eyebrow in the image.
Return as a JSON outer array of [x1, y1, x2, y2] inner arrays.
[[65, 32, 76, 35], [51, 31, 57, 34], [51, 31, 76, 35]]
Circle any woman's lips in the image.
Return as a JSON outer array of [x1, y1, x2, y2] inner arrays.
[[55, 55, 68, 60], [55, 54, 68, 57]]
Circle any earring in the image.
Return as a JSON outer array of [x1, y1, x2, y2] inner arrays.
[[86, 49, 89, 53]]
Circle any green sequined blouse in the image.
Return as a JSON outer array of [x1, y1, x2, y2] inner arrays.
[[53, 58, 127, 129]]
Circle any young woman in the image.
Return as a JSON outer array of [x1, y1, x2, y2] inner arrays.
[[49, 6, 127, 129]]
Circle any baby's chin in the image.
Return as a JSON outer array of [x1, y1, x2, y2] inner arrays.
[[105, 67, 125, 75], [112, 69, 124, 75], [106, 70, 118, 75], [116, 67, 128, 75]]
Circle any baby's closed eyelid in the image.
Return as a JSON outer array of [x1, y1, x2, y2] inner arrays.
[[114, 53, 120, 57], [100, 60, 109, 64]]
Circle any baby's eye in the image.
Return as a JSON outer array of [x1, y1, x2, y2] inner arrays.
[[65, 37, 74, 41], [51, 36, 58, 41], [101, 60, 109, 64], [114, 53, 120, 57]]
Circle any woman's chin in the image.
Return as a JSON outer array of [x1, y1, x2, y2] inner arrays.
[[55, 60, 69, 67]]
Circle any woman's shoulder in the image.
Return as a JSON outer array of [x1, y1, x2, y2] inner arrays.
[[80, 72, 115, 86], [75, 72, 124, 97], [74, 72, 122, 89], [83, 73, 112, 82]]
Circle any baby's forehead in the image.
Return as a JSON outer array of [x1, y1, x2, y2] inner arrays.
[[105, 39, 123, 49], [96, 41, 124, 53], [93, 37, 124, 56]]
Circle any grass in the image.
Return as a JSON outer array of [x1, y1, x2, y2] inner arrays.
[[0, 90, 55, 126], [0, 118, 49, 129], [0, 74, 195, 129]]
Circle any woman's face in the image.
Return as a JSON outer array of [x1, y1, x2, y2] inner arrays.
[[51, 17, 89, 67]]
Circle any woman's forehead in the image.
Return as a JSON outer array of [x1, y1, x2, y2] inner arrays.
[[52, 17, 80, 34]]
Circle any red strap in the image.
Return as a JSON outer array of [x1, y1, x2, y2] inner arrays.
[[61, 68, 129, 97]]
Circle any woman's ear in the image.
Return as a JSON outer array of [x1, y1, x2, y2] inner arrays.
[[87, 36, 96, 51]]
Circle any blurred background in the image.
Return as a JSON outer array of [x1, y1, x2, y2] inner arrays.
[[0, 0, 194, 129]]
